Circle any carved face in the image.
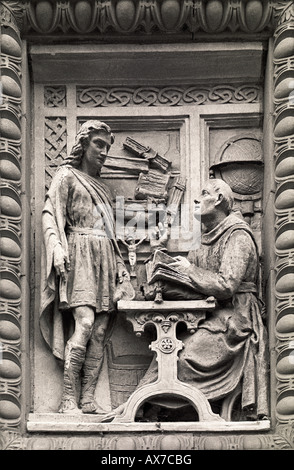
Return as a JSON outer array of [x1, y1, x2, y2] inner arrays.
[[83, 131, 110, 173], [194, 182, 220, 219]]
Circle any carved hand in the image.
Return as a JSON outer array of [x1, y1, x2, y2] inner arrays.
[[53, 244, 69, 281], [169, 255, 191, 273], [150, 221, 170, 251], [117, 264, 130, 284]]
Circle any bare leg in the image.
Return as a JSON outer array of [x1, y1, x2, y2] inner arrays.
[[59, 306, 94, 414], [80, 312, 109, 414]]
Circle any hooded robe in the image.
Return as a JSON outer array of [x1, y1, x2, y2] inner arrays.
[[140, 213, 269, 417]]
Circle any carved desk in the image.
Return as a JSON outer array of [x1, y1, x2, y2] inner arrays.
[[113, 299, 224, 423]]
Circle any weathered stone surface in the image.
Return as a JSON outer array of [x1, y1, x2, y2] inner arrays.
[[2, 0, 294, 450]]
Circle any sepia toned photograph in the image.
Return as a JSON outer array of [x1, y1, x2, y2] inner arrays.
[[0, 0, 294, 457]]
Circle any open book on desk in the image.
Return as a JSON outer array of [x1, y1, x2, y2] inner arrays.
[[146, 250, 204, 300]]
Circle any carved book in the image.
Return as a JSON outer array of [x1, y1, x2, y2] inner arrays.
[[123, 137, 171, 173], [135, 169, 171, 200], [104, 154, 149, 174], [144, 250, 204, 301]]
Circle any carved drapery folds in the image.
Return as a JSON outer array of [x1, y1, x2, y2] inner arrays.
[[1, 0, 294, 450], [0, 5, 22, 431], [273, 1, 294, 426]]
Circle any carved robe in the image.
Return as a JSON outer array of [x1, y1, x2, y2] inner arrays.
[[141, 213, 269, 417], [40, 166, 125, 361]]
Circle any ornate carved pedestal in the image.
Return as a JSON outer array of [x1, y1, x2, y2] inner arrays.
[[113, 299, 224, 423]]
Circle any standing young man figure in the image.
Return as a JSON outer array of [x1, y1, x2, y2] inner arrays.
[[40, 121, 130, 414]]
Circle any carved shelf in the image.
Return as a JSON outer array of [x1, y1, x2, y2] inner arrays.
[[27, 412, 270, 433]]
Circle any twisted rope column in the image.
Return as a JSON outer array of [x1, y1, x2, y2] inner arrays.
[[273, 1, 294, 425], [0, 2, 23, 431]]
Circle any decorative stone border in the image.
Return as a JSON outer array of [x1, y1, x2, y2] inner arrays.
[[5, 0, 277, 35], [0, 0, 294, 450]]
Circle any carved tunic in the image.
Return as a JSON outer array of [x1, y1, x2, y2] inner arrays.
[[40, 166, 124, 360]]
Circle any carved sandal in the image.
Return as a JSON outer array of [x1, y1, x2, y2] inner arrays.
[[80, 400, 99, 414], [58, 398, 82, 414]]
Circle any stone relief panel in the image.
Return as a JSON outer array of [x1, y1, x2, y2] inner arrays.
[[36, 106, 190, 415], [0, 0, 294, 452], [32, 77, 269, 426]]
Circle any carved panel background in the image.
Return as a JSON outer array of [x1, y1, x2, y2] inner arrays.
[[34, 80, 265, 415]]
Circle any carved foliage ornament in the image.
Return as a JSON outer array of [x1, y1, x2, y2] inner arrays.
[[1, 424, 294, 450], [274, 1, 294, 25], [0, 1, 24, 28]]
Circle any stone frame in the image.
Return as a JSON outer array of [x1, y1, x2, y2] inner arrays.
[[0, 0, 294, 450]]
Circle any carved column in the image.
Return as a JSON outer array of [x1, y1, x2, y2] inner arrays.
[[273, 1, 294, 425], [0, 2, 23, 432]]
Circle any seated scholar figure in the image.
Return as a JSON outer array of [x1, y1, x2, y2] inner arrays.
[[113, 178, 269, 421]]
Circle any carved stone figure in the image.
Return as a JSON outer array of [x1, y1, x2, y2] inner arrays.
[[118, 233, 147, 278], [40, 120, 132, 414], [111, 179, 269, 421]]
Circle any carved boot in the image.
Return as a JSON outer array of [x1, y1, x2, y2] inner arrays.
[[58, 341, 86, 414], [80, 346, 104, 414]]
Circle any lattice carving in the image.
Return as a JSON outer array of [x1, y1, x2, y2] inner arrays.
[[44, 86, 66, 108], [45, 117, 67, 189], [77, 85, 262, 107]]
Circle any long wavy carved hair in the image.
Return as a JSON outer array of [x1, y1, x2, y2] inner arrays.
[[61, 120, 115, 168]]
